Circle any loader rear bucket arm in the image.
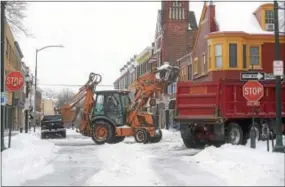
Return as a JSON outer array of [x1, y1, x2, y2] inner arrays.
[[57, 72, 102, 133]]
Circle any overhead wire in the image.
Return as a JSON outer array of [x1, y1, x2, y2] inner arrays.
[[38, 83, 114, 87]]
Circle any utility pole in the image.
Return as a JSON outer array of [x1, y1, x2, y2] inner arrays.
[[273, 0, 285, 153], [1, 1, 7, 152]]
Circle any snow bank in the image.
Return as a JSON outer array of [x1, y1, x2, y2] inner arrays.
[[1, 133, 59, 186], [85, 139, 165, 186], [188, 137, 285, 186]]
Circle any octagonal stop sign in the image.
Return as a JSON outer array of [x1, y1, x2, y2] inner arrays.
[[5, 71, 24, 92], [243, 80, 264, 106]]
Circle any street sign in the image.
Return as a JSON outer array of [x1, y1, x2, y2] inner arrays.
[[243, 80, 264, 107], [5, 71, 24, 92], [240, 72, 265, 81], [241, 72, 283, 81], [1, 92, 6, 106], [273, 60, 284, 76]]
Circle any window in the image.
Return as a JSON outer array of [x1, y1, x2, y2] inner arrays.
[[215, 44, 223, 69], [242, 44, 247, 68], [208, 45, 211, 69], [193, 58, 198, 74], [94, 94, 104, 115], [202, 53, 206, 74], [250, 46, 260, 66], [265, 10, 274, 24], [229, 43, 237, 68]]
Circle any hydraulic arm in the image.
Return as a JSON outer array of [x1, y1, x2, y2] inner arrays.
[[57, 72, 102, 135]]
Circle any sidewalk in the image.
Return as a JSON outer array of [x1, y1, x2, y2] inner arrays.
[[4, 130, 19, 137]]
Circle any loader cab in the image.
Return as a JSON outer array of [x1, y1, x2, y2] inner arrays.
[[92, 90, 131, 126]]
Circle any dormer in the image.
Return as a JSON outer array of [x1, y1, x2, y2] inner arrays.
[[254, 3, 274, 31]]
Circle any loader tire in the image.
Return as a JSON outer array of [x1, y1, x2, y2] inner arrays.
[[134, 129, 149, 144], [149, 129, 162, 143], [108, 136, 125, 144], [92, 120, 113, 145]]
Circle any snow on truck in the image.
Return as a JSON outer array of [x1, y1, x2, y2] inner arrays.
[[172, 79, 285, 148]]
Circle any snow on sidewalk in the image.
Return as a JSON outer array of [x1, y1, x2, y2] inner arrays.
[[1, 132, 59, 186], [186, 137, 285, 186], [85, 137, 165, 186]]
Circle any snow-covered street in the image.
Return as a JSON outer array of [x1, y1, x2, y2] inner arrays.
[[1, 129, 284, 186]]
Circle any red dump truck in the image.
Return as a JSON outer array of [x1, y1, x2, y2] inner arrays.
[[172, 79, 285, 148]]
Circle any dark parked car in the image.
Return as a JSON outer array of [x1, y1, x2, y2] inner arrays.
[[41, 115, 66, 139]]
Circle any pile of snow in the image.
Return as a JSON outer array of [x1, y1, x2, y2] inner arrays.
[[85, 139, 165, 186], [1, 133, 59, 186], [187, 137, 285, 186]]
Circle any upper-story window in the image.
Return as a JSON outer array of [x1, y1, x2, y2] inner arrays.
[[229, 43, 238, 68], [172, 1, 182, 7], [215, 44, 223, 69], [265, 10, 274, 24], [265, 10, 275, 31], [249, 46, 260, 66]]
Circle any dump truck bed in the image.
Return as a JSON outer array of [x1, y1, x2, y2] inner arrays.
[[175, 80, 285, 122]]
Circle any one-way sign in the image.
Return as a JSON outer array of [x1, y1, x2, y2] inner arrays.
[[240, 72, 265, 81]]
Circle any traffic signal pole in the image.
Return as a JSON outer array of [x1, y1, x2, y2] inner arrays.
[[273, 0, 284, 153], [1, 1, 7, 152]]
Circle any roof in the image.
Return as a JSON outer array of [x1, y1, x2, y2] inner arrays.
[[213, 2, 284, 34]]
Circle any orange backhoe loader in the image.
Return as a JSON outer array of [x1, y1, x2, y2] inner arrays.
[[56, 63, 179, 144], [90, 63, 180, 144]]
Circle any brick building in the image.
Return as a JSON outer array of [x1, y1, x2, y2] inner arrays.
[[113, 55, 137, 90], [3, 20, 24, 130]]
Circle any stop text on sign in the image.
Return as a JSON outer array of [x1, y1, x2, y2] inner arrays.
[[6, 76, 24, 86], [243, 87, 263, 95]]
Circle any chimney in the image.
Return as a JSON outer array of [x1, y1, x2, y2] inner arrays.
[[208, 0, 216, 32]]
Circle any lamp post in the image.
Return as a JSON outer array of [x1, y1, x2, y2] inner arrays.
[[1, 1, 7, 152], [33, 45, 64, 132], [24, 73, 32, 133], [273, 0, 284, 153]]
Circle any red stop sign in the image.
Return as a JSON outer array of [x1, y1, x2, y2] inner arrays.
[[243, 80, 264, 102], [5, 71, 24, 91]]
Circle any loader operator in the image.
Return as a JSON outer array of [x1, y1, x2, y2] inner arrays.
[[106, 95, 117, 112]]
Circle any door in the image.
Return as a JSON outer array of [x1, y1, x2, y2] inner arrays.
[[104, 93, 124, 126]]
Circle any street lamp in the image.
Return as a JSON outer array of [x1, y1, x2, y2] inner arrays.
[[273, 0, 284, 153], [24, 73, 32, 133], [33, 45, 64, 131]]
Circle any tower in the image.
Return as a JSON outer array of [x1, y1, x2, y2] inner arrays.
[[160, 0, 190, 65]]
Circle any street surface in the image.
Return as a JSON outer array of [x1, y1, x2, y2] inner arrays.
[[1, 129, 284, 186]]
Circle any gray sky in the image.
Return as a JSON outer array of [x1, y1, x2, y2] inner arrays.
[[15, 1, 203, 94]]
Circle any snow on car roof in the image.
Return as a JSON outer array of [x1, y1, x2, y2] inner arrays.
[[213, 2, 276, 34]]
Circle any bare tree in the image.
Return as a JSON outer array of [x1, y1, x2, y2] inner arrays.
[[56, 88, 76, 107], [5, 1, 32, 37]]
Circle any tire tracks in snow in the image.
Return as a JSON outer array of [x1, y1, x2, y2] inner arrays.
[[22, 134, 102, 186]]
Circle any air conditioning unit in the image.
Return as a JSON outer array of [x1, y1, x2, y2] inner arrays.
[[265, 23, 275, 31]]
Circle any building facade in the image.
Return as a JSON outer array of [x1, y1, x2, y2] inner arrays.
[[4, 20, 24, 130], [189, 2, 285, 82], [113, 55, 137, 90]]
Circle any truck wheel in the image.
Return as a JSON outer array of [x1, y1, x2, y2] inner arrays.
[[92, 121, 113, 145], [134, 129, 149, 144], [227, 122, 244, 145], [41, 132, 46, 139], [62, 130, 66, 138], [149, 129, 162, 143]]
